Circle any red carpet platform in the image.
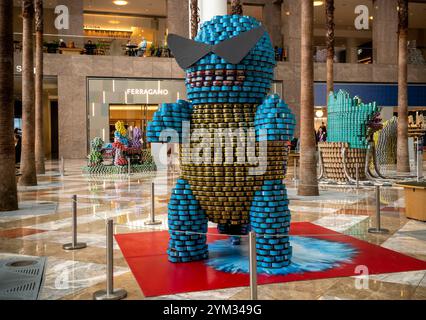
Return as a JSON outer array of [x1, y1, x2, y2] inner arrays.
[[115, 222, 426, 297]]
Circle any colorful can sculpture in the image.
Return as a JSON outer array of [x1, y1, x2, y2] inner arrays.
[[147, 15, 296, 269]]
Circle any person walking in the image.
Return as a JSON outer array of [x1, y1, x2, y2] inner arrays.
[[317, 127, 327, 142], [15, 131, 22, 165]]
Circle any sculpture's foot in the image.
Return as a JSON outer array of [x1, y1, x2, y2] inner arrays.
[[167, 178, 208, 263], [249, 179, 292, 269]]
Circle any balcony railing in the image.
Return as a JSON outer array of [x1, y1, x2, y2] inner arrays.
[[313, 45, 426, 65], [12, 32, 426, 65], [13, 32, 173, 58], [313, 45, 375, 64]]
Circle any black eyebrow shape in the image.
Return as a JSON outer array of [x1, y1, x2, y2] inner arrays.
[[168, 26, 266, 69], [213, 26, 266, 64]]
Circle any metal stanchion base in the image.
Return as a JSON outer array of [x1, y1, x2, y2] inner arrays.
[[368, 228, 389, 234], [144, 220, 162, 226], [93, 289, 127, 300], [62, 242, 87, 250]]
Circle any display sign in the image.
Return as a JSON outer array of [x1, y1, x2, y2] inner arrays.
[[126, 88, 169, 96]]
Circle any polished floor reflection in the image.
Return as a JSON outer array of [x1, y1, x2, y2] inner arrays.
[[1, 160, 425, 300]]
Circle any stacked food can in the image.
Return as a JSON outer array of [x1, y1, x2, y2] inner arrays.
[[147, 15, 296, 269], [147, 100, 192, 142], [327, 90, 380, 149], [320, 90, 382, 182], [186, 15, 275, 105], [249, 180, 292, 268], [167, 178, 209, 263], [319, 142, 367, 181]]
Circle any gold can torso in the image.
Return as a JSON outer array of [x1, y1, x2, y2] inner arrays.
[[180, 103, 289, 225]]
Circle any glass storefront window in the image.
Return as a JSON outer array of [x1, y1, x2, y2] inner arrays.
[[12, 0, 169, 57], [83, 14, 167, 57], [13, 74, 59, 159], [88, 78, 187, 147], [107, 104, 158, 145], [88, 77, 283, 148]]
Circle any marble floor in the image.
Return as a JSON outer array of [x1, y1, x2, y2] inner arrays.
[[1, 159, 425, 300]]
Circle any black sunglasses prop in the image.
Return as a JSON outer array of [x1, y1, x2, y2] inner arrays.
[[168, 26, 267, 69]]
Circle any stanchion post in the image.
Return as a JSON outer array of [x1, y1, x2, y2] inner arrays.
[[368, 186, 389, 234], [414, 138, 418, 167], [93, 219, 127, 300], [144, 182, 162, 225], [417, 138, 423, 182], [63, 195, 87, 250], [61, 157, 64, 176], [249, 231, 258, 300], [151, 182, 155, 223], [356, 165, 359, 189], [293, 158, 297, 181]]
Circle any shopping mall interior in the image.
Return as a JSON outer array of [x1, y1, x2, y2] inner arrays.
[[1, 0, 426, 303]]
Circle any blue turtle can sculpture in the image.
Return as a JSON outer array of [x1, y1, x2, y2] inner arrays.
[[147, 15, 296, 270]]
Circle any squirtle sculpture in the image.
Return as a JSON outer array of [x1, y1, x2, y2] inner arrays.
[[147, 15, 296, 270]]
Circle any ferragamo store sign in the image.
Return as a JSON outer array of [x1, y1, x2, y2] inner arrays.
[[126, 88, 170, 96]]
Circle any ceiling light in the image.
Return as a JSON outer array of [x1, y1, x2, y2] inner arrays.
[[113, 0, 128, 6], [313, 1, 324, 6], [109, 20, 120, 24], [315, 110, 324, 118], [369, 16, 373, 20], [285, 11, 290, 16]]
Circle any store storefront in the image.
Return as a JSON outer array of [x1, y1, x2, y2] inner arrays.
[[87, 78, 186, 149], [13, 74, 59, 159], [87, 78, 283, 149]]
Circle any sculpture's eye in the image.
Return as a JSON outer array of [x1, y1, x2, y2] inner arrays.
[[212, 26, 266, 64], [167, 35, 211, 70], [168, 26, 266, 69]]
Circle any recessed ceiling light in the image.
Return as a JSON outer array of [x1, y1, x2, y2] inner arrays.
[[113, 0, 128, 6], [315, 110, 324, 118], [369, 16, 373, 20], [313, 1, 324, 6], [109, 20, 120, 24], [285, 11, 290, 16]]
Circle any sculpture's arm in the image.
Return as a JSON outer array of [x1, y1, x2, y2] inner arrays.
[[254, 94, 296, 142], [146, 99, 192, 143]]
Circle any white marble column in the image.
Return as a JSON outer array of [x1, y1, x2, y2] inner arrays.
[[199, 0, 227, 23]]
